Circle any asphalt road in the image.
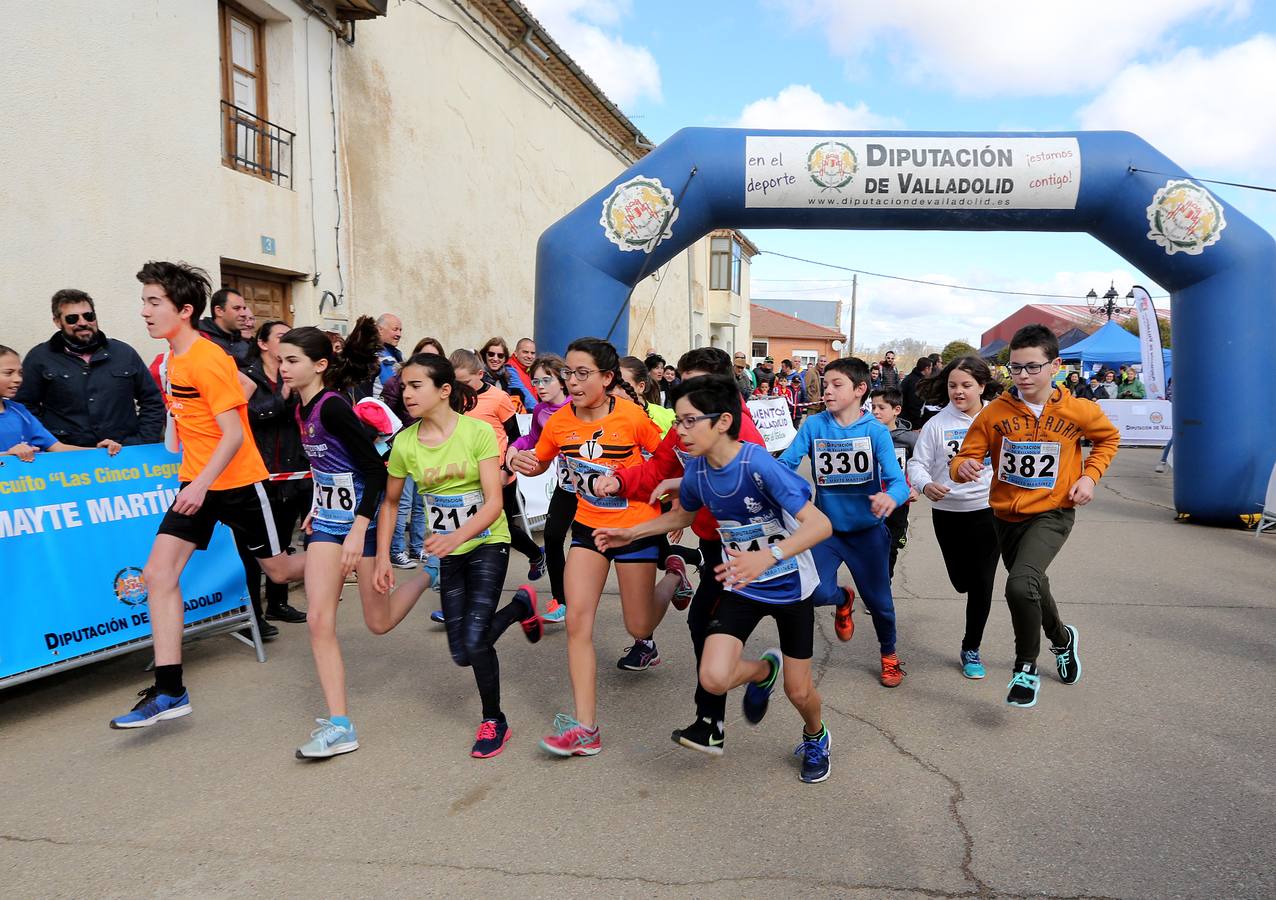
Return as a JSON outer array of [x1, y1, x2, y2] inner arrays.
[[3, 449, 1273, 899]]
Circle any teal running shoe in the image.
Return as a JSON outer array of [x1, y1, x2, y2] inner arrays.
[[541, 599, 567, 624], [742, 648, 783, 724], [296, 718, 359, 759], [960, 649, 986, 680], [1005, 663, 1040, 708], [795, 723, 831, 783]]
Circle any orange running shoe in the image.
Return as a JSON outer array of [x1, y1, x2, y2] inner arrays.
[[880, 654, 905, 687], [834, 587, 856, 642]]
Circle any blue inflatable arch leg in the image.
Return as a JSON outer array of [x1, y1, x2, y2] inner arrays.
[[534, 129, 1276, 524]]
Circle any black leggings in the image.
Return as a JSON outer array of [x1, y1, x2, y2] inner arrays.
[[440, 542, 524, 720], [502, 480, 542, 564], [544, 487, 577, 604], [688, 539, 727, 722], [931, 507, 1000, 652], [234, 481, 310, 617]]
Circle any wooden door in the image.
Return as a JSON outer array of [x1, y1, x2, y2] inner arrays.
[[223, 270, 291, 326]]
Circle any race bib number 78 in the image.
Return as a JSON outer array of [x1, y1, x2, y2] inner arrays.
[[998, 439, 1060, 490]]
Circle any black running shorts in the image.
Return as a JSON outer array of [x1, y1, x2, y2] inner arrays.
[[157, 481, 283, 558], [707, 592, 814, 660]]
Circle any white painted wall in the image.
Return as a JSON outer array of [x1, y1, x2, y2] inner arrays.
[[1, 0, 700, 364], [1, 1, 344, 356], [338, 0, 694, 356]]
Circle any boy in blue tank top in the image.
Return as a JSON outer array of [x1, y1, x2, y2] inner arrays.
[[595, 376, 835, 784], [779, 357, 910, 688]]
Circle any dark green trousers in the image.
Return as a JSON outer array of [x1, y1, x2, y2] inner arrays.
[[993, 508, 1074, 663]]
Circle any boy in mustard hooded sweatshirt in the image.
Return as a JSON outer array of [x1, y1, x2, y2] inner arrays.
[[951, 324, 1119, 708]]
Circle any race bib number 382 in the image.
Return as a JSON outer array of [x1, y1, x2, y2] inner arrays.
[[813, 437, 873, 487], [998, 439, 1060, 490]]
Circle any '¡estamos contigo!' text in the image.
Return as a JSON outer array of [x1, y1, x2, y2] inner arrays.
[[744, 136, 1081, 210]]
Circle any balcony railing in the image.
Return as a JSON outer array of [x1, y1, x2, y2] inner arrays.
[[221, 100, 294, 189]]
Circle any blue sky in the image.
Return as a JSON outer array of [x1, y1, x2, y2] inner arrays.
[[521, 1, 1276, 348]]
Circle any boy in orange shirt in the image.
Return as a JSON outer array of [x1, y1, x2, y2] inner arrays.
[[110, 261, 306, 730], [951, 324, 1119, 708]]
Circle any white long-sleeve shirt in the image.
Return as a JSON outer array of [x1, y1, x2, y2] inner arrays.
[[907, 403, 992, 512]]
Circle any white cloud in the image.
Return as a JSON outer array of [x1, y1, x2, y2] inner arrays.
[[733, 85, 901, 130], [769, 0, 1248, 96], [519, 0, 661, 109], [1078, 35, 1276, 171]]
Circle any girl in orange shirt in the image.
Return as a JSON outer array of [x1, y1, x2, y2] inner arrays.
[[510, 337, 665, 757]]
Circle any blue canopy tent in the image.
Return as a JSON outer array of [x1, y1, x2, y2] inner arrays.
[[1059, 319, 1172, 381]]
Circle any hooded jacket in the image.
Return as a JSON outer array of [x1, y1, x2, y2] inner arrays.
[[949, 387, 1119, 521]]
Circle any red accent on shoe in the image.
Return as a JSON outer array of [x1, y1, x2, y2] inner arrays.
[[517, 586, 542, 644], [880, 653, 905, 688], [666, 555, 693, 611], [834, 586, 855, 642]]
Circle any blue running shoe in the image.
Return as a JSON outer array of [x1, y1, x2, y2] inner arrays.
[[1051, 624, 1081, 685], [794, 723, 831, 783], [527, 548, 546, 582], [424, 555, 441, 594], [742, 648, 783, 725], [296, 718, 359, 759], [541, 598, 566, 624], [1006, 663, 1040, 708], [430, 609, 445, 624], [110, 686, 191, 729], [960, 649, 986, 680]]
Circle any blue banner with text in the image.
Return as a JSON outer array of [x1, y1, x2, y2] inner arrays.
[[0, 445, 249, 680]]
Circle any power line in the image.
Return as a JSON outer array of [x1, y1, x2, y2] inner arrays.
[[759, 250, 1170, 300], [1128, 167, 1276, 194]]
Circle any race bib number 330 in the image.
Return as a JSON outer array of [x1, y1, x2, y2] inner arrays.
[[998, 439, 1060, 489], [813, 437, 873, 487]]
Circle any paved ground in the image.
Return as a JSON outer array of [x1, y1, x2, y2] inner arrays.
[[3, 449, 1274, 899]]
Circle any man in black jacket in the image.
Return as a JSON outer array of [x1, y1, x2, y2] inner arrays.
[[879, 350, 902, 390], [899, 355, 934, 428], [197, 288, 251, 362], [16, 289, 164, 451]]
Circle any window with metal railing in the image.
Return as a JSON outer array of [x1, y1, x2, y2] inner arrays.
[[221, 100, 294, 188]]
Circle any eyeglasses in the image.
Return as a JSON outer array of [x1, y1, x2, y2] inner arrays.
[[486, 351, 506, 360], [530, 376, 556, 387], [564, 367, 598, 381], [63, 311, 97, 324], [674, 413, 721, 430], [1008, 362, 1048, 375]]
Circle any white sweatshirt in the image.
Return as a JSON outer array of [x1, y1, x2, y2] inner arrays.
[[907, 403, 992, 512]]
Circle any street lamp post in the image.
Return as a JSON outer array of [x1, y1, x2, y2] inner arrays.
[[1086, 281, 1130, 322]]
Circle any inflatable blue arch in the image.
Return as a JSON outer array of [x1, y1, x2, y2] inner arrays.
[[534, 129, 1276, 524]]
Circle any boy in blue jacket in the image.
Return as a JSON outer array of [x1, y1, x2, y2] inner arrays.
[[780, 357, 910, 686]]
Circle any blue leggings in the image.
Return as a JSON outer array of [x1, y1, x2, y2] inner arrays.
[[440, 542, 524, 721], [810, 524, 897, 655]]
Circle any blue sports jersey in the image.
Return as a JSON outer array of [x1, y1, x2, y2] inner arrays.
[[779, 409, 909, 533], [679, 442, 817, 605]]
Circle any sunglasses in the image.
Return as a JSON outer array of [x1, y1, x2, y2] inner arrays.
[[64, 311, 97, 325]]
